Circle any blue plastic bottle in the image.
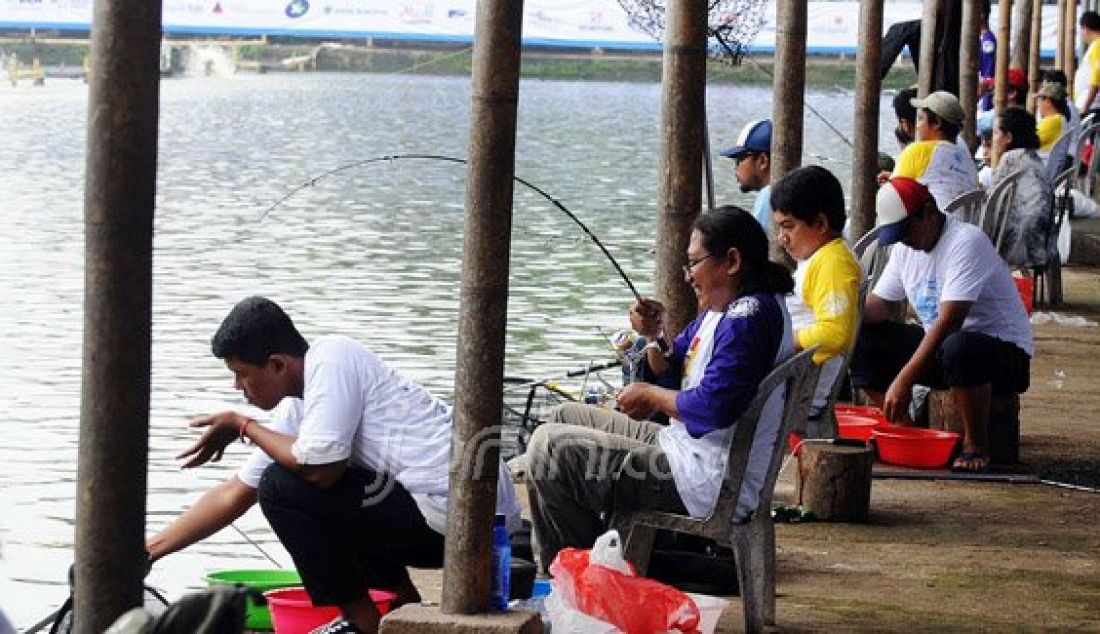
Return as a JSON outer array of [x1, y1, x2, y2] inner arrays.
[[490, 513, 511, 611]]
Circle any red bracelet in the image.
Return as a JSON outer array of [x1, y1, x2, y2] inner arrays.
[[238, 418, 252, 444]]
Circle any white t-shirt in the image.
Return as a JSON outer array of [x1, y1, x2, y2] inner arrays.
[[873, 218, 1034, 356], [237, 335, 522, 534], [657, 297, 794, 520]]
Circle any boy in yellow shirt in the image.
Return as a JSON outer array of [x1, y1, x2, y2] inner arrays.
[[771, 166, 863, 425]]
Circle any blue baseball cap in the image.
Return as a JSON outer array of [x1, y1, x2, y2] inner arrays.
[[720, 119, 773, 159]]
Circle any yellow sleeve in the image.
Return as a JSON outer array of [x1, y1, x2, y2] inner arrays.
[[795, 240, 863, 366], [892, 141, 935, 180], [1089, 41, 1100, 87], [1037, 114, 1063, 151]]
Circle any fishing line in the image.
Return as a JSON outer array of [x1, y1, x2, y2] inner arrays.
[[259, 153, 643, 302], [229, 521, 284, 568], [742, 56, 856, 151]]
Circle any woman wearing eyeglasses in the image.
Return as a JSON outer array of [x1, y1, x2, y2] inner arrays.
[[525, 205, 794, 572]]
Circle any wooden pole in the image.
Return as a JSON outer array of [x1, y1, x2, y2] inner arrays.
[[441, 0, 524, 615], [656, 0, 709, 335], [994, 0, 1013, 114], [919, 0, 944, 96], [1012, 0, 1033, 74], [75, 0, 161, 630], [961, 0, 982, 150], [770, 0, 807, 262], [851, 0, 884, 241], [1057, 0, 1067, 70], [1066, 0, 1078, 97], [1027, 0, 1043, 112]]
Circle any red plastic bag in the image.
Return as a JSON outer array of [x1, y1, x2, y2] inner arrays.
[[549, 531, 701, 634]]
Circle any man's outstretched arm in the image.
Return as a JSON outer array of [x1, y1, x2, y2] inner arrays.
[[146, 476, 257, 564]]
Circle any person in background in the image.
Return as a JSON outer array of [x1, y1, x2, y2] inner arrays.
[[1035, 81, 1070, 162], [850, 178, 1032, 473], [989, 107, 1054, 269], [892, 91, 979, 210], [978, 0, 996, 112], [1076, 11, 1100, 115], [977, 125, 995, 188], [877, 86, 920, 187], [526, 206, 794, 572], [770, 166, 862, 423], [720, 119, 774, 231], [145, 296, 521, 634]]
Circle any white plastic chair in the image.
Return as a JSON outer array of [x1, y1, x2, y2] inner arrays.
[[978, 167, 1026, 253], [612, 348, 819, 634], [943, 187, 986, 225]]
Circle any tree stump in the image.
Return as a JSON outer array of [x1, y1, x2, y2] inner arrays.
[[929, 390, 1020, 465], [797, 443, 874, 522]]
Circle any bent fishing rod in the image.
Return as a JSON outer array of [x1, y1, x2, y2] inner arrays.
[[259, 153, 643, 303]]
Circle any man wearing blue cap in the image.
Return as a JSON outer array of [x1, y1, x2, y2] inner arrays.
[[849, 177, 1032, 473], [720, 118, 773, 230]]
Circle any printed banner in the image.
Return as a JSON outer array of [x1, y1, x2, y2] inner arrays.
[[0, 0, 1070, 55]]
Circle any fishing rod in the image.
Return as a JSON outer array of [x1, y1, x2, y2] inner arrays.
[[259, 153, 643, 303]]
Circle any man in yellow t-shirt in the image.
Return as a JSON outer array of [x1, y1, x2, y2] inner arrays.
[[771, 165, 863, 423], [892, 91, 978, 211], [1075, 11, 1100, 113]]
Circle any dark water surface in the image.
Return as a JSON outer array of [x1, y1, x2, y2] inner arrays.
[[0, 72, 895, 627]]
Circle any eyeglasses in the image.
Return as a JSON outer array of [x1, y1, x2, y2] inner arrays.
[[682, 254, 715, 277]]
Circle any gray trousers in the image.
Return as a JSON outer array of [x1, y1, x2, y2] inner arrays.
[[525, 402, 687, 573]]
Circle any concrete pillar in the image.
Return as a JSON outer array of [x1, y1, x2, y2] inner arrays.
[[771, 0, 808, 262], [441, 0, 524, 615], [1012, 0, 1033, 74], [1066, 0, 1077, 96], [75, 0, 161, 630], [961, 0, 982, 150], [1057, 0, 1067, 70], [655, 0, 709, 335], [851, 0, 884, 241]]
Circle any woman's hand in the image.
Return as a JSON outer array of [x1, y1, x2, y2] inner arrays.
[[629, 298, 666, 339], [177, 411, 247, 468], [617, 383, 656, 420]]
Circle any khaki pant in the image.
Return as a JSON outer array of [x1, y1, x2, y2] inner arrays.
[[525, 402, 687, 573]]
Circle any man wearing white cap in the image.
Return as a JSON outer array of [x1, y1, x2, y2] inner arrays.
[[891, 91, 978, 211], [849, 177, 1032, 473], [720, 118, 773, 230]]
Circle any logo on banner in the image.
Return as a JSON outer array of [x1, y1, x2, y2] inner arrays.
[[285, 0, 309, 18]]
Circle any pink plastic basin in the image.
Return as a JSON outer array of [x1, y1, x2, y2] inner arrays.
[[872, 427, 961, 468], [264, 587, 397, 634]]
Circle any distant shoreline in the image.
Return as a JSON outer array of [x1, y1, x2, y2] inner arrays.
[[0, 37, 920, 90]]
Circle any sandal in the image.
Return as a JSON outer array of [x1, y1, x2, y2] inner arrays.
[[951, 451, 989, 473]]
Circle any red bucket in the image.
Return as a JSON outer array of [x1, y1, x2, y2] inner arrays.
[[834, 404, 887, 423], [836, 412, 885, 442], [872, 427, 960, 468], [1013, 276, 1034, 314], [265, 587, 397, 634]]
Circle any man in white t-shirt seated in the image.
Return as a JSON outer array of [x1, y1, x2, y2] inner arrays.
[[849, 178, 1033, 473], [146, 296, 521, 634]]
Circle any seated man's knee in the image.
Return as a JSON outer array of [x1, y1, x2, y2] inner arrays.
[[257, 462, 304, 505], [939, 331, 992, 386]]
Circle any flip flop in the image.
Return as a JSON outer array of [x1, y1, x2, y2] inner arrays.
[[951, 451, 990, 473]]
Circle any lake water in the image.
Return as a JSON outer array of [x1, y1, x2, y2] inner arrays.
[[0, 71, 897, 628]]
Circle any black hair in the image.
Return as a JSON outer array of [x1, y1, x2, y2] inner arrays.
[[1040, 69, 1069, 87], [769, 165, 847, 232], [923, 110, 961, 141], [980, 0, 991, 20], [892, 87, 918, 125], [211, 296, 309, 365], [1081, 11, 1100, 31], [693, 206, 794, 297], [997, 106, 1040, 150]]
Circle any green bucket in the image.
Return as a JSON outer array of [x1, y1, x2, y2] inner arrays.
[[204, 569, 302, 631]]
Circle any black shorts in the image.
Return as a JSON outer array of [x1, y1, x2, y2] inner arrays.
[[849, 322, 1031, 395]]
